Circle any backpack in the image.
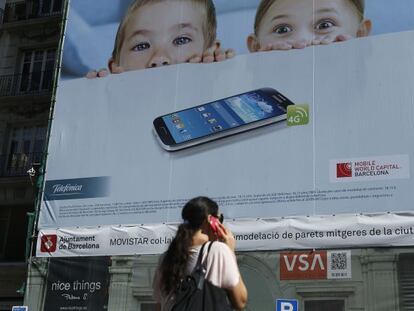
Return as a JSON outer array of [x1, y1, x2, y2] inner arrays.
[[171, 241, 233, 311]]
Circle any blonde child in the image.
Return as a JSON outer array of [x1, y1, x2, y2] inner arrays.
[[247, 0, 372, 52], [88, 0, 233, 78]]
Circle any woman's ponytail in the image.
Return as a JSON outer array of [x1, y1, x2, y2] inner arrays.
[[159, 196, 219, 294], [160, 223, 195, 294]]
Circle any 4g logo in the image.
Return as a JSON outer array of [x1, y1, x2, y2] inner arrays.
[[287, 104, 309, 126]]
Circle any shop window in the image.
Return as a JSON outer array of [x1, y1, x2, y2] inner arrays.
[[398, 253, 414, 310], [304, 299, 345, 311], [141, 303, 156, 311], [0, 209, 11, 259], [0, 206, 31, 261]]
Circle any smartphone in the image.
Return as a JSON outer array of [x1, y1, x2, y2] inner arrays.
[[209, 216, 221, 237], [153, 87, 294, 151]]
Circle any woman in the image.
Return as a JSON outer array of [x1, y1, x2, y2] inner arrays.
[[153, 196, 248, 310]]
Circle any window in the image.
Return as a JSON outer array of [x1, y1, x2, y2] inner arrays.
[[27, 0, 63, 17], [398, 253, 414, 310], [0, 206, 31, 261], [141, 303, 157, 311], [3, 0, 62, 22], [304, 299, 345, 311], [3, 2, 26, 22], [2, 125, 46, 176], [39, 0, 63, 15], [0, 209, 11, 259], [19, 49, 56, 94]]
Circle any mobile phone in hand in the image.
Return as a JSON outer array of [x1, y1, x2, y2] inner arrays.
[[209, 216, 221, 237]]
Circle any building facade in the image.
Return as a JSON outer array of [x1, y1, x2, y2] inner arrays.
[[0, 0, 62, 309], [24, 247, 414, 311], [1, 1, 414, 311]]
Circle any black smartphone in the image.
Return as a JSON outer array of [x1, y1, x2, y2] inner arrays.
[[153, 87, 294, 151]]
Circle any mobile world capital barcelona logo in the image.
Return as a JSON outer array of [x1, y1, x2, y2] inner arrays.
[[336, 162, 352, 178], [331, 155, 409, 182], [287, 104, 309, 126]]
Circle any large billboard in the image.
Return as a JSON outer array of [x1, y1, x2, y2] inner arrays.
[[37, 0, 414, 256]]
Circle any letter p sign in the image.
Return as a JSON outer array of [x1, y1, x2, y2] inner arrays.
[[276, 299, 298, 311]]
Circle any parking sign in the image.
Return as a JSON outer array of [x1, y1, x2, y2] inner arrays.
[[276, 299, 298, 311]]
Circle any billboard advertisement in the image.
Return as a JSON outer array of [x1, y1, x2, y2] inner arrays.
[[37, 0, 414, 256], [44, 257, 110, 311]]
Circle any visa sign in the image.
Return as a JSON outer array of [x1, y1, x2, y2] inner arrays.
[[280, 251, 327, 280]]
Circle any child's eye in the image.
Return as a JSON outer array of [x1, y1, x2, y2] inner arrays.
[[132, 42, 150, 51], [315, 20, 335, 31], [173, 36, 192, 46], [273, 24, 293, 35]]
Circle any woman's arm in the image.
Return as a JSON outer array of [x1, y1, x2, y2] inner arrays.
[[216, 223, 248, 310], [227, 276, 248, 310]]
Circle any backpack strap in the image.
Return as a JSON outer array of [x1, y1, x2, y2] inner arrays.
[[206, 240, 215, 253], [195, 242, 208, 270], [195, 241, 215, 270], [194, 241, 215, 290]]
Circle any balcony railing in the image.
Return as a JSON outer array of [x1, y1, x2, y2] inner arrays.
[[2, 0, 63, 24], [0, 71, 54, 97], [0, 152, 43, 177]]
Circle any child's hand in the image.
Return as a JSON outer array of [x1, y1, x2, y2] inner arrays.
[[85, 65, 125, 79], [257, 34, 353, 52], [311, 34, 353, 46], [188, 41, 235, 64], [86, 68, 109, 79], [258, 39, 309, 51]]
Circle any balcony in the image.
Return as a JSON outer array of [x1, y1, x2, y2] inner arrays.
[[0, 71, 53, 97], [0, 152, 43, 177], [1, 0, 63, 24]]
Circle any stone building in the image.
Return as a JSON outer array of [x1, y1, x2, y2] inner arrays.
[[0, 0, 62, 309], [24, 247, 414, 310]]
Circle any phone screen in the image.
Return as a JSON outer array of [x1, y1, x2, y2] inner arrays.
[[161, 89, 288, 144]]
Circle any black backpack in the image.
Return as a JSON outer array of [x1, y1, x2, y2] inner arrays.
[[171, 241, 233, 311]]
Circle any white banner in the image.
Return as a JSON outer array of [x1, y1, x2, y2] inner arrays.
[[37, 213, 414, 257], [40, 31, 414, 229], [38, 0, 414, 255]]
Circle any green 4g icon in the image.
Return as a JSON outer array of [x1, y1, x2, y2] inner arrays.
[[287, 104, 309, 126]]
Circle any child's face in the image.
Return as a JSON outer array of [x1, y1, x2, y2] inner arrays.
[[249, 0, 370, 51], [115, 1, 206, 71]]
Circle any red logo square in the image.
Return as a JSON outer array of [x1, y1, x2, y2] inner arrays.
[[337, 162, 352, 178], [40, 234, 57, 253], [280, 251, 328, 280]]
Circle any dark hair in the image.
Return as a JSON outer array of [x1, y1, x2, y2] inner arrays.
[[159, 196, 219, 294]]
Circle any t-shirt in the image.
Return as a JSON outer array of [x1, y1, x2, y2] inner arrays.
[[153, 241, 240, 311]]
